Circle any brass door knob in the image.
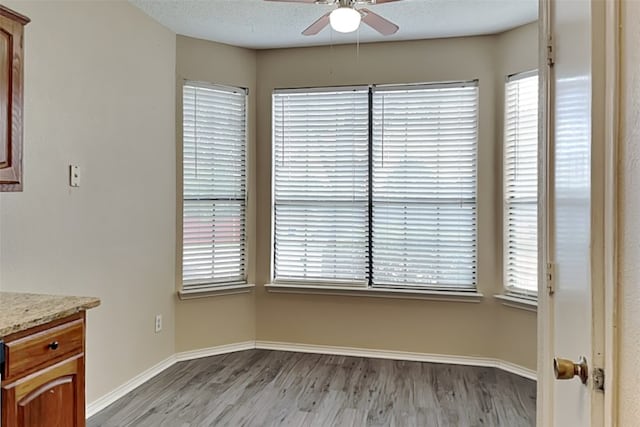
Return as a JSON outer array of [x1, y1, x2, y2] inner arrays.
[[554, 356, 588, 384]]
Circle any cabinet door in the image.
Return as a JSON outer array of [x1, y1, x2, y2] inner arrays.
[[0, 17, 13, 171], [0, 6, 29, 192], [2, 357, 85, 427]]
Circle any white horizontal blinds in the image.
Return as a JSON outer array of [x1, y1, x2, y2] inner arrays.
[[504, 72, 539, 296], [371, 82, 478, 289], [272, 88, 369, 285], [182, 82, 247, 291]]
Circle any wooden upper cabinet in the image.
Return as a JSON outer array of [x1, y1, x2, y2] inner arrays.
[[0, 5, 29, 192]]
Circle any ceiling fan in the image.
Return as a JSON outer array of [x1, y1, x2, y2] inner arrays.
[[265, 0, 402, 36]]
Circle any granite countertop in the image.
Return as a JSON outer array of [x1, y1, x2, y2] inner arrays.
[[0, 292, 100, 337]]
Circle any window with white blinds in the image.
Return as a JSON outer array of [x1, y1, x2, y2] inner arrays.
[[503, 71, 539, 297], [272, 82, 479, 291], [182, 82, 247, 293], [272, 88, 370, 285], [372, 83, 479, 290]]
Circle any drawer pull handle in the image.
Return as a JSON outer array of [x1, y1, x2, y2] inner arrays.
[[48, 341, 59, 350]]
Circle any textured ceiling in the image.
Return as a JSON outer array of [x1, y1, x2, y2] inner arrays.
[[130, 0, 538, 49]]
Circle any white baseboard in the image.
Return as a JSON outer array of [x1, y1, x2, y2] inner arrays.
[[86, 355, 177, 418], [174, 341, 255, 362], [255, 341, 537, 381], [87, 340, 536, 418], [86, 341, 256, 419], [495, 359, 537, 381]]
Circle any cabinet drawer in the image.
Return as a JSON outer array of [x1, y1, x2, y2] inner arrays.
[[5, 319, 84, 381]]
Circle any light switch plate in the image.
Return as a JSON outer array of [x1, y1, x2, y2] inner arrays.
[[69, 165, 80, 187], [155, 314, 162, 333]]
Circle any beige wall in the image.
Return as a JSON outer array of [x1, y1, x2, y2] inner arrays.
[[618, 0, 640, 423], [254, 24, 538, 369], [174, 36, 257, 351], [0, 1, 176, 403]]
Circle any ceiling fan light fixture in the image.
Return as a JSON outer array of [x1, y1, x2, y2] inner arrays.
[[329, 7, 361, 33]]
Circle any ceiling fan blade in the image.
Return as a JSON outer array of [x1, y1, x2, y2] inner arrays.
[[302, 12, 331, 35], [264, 0, 317, 3], [360, 8, 399, 35]]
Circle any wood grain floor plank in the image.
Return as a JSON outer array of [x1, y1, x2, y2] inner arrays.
[[88, 350, 536, 427]]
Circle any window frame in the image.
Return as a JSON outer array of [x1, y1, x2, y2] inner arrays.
[[270, 81, 480, 293], [270, 85, 371, 289], [370, 82, 479, 292], [502, 70, 539, 301], [180, 80, 250, 297]]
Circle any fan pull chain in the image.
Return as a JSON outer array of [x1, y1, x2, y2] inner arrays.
[[381, 95, 385, 169], [194, 88, 199, 180], [329, 27, 334, 77], [282, 99, 285, 167]]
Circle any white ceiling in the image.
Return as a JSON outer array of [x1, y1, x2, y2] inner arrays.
[[130, 0, 538, 50]]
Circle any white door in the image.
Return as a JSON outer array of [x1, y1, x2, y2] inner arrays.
[[538, 0, 606, 426]]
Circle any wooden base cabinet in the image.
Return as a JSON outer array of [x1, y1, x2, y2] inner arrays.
[[2, 313, 87, 427], [3, 357, 84, 427]]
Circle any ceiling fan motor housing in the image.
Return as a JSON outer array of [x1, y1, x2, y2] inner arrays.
[[314, 0, 376, 5], [275, 0, 400, 36]]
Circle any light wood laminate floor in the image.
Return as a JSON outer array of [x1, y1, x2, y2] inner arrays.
[[88, 349, 536, 427]]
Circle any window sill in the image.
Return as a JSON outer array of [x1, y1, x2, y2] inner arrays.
[[178, 283, 255, 300], [265, 283, 483, 303], [494, 294, 538, 312]]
